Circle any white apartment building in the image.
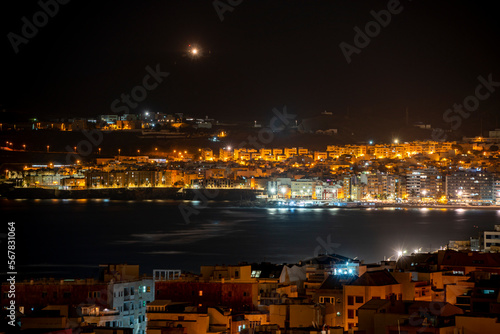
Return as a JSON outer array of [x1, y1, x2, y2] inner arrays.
[[484, 225, 500, 252], [291, 179, 315, 199]]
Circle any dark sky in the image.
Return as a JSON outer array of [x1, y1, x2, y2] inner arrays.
[[1, 0, 500, 128]]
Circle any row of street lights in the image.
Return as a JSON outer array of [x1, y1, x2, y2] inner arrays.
[[6, 142, 187, 156]]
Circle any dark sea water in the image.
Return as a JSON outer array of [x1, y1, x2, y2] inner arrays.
[[1, 199, 499, 280]]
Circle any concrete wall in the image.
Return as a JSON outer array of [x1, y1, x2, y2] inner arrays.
[[269, 305, 286, 328], [155, 281, 257, 312], [289, 304, 315, 328], [455, 315, 500, 334]]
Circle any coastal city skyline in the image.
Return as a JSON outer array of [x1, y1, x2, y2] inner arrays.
[[2, 1, 500, 334]]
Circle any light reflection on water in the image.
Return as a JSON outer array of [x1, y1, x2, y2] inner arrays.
[[1, 199, 498, 278]]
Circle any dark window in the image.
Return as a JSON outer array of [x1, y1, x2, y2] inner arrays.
[[372, 296, 380, 300], [63, 292, 71, 298], [42, 292, 47, 298], [348, 296, 354, 305], [235, 271, 239, 278], [355, 296, 363, 304], [348, 309, 354, 319]]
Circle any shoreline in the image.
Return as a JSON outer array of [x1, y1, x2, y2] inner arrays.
[[0, 198, 498, 211], [0, 185, 498, 210]]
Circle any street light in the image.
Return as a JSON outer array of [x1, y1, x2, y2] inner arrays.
[[47, 145, 50, 152]]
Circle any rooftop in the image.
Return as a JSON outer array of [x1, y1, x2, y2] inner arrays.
[[350, 270, 399, 286]]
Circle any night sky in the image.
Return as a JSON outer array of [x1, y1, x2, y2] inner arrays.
[[1, 0, 500, 130]]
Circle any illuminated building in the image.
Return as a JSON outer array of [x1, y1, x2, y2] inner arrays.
[[0, 265, 154, 334], [343, 270, 402, 331], [406, 168, 443, 200], [291, 179, 315, 199], [482, 225, 500, 252], [446, 170, 495, 204]]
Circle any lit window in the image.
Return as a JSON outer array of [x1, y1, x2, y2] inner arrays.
[[199, 290, 203, 296]]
